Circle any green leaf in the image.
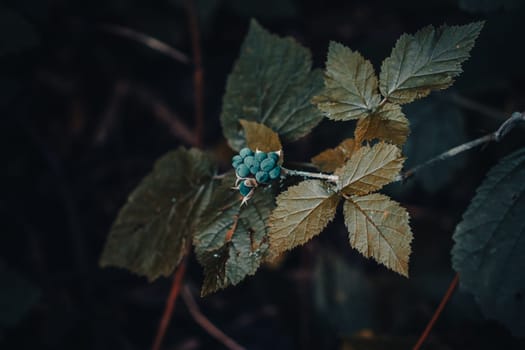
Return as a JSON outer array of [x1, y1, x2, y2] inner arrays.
[[239, 119, 282, 153], [313, 41, 381, 121], [452, 147, 525, 337], [221, 19, 323, 151], [311, 138, 357, 173], [336, 142, 404, 196], [379, 22, 483, 104], [267, 180, 339, 261], [343, 194, 412, 276], [100, 148, 216, 281], [195, 173, 274, 296], [403, 97, 467, 193], [354, 103, 410, 146], [314, 251, 375, 336]]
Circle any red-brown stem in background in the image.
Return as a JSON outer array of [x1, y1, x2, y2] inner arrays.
[[412, 273, 460, 350], [185, 0, 205, 147], [182, 286, 246, 350], [151, 257, 188, 350]]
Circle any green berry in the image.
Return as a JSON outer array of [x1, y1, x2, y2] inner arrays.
[[239, 182, 251, 197], [239, 147, 253, 158], [232, 155, 243, 168], [254, 152, 267, 162], [268, 152, 279, 162], [236, 164, 250, 178], [269, 166, 281, 179], [250, 166, 259, 175], [243, 155, 255, 167], [255, 171, 269, 184], [260, 158, 276, 172]]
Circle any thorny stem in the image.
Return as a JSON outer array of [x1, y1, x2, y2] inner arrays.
[[395, 111, 525, 182], [181, 286, 246, 350], [413, 274, 459, 350], [151, 255, 188, 350], [282, 167, 339, 183]]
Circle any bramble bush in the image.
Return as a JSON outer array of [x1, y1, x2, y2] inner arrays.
[[100, 19, 525, 338]]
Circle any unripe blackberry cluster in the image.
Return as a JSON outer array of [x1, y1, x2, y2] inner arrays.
[[232, 147, 281, 201]]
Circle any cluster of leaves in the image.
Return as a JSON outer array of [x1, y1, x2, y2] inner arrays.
[[100, 20, 483, 295]]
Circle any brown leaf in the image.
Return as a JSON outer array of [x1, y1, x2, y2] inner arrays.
[[336, 142, 404, 196], [354, 103, 409, 146], [267, 180, 340, 261], [343, 194, 412, 276], [311, 138, 357, 172], [239, 119, 282, 152]]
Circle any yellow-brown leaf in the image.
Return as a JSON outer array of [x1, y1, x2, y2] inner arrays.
[[354, 103, 409, 146], [240, 120, 282, 153], [267, 180, 339, 261], [336, 142, 404, 196], [343, 194, 412, 276], [311, 138, 357, 172]]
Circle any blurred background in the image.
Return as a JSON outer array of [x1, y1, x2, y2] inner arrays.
[[2, 0, 525, 349]]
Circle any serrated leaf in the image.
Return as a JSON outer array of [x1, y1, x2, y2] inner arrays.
[[354, 103, 409, 146], [239, 119, 282, 152], [313, 41, 381, 121], [379, 22, 483, 104], [311, 138, 357, 173], [336, 142, 404, 196], [452, 147, 525, 336], [343, 194, 412, 276], [221, 20, 323, 151], [100, 148, 216, 281], [267, 180, 339, 261], [194, 173, 274, 296]]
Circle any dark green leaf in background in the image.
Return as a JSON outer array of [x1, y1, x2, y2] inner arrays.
[[452, 147, 525, 337], [221, 20, 323, 151], [402, 97, 467, 193], [314, 251, 375, 336], [379, 22, 483, 104], [195, 173, 274, 296], [100, 148, 216, 281]]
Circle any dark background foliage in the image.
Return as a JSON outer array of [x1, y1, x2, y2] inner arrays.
[[2, 0, 525, 349]]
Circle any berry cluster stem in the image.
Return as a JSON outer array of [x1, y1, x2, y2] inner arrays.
[[282, 167, 339, 183]]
